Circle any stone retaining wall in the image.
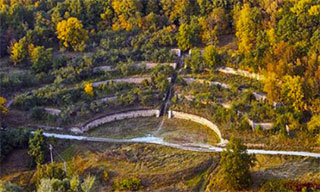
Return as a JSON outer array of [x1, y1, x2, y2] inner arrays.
[[218, 67, 264, 81], [137, 62, 177, 69], [170, 111, 226, 145], [92, 77, 151, 87], [82, 109, 160, 132], [44, 107, 61, 116], [183, 78, 230, 89], [248, 119, 273, 130]]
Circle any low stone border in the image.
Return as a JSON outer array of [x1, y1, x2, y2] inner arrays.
[[44, 107, 61, 116], [183, 78, 230, 89], [218, 67, 264, 81], [168, 110, 227, 145], [92, 77, 151, 87], [81, 109, 160, 132]]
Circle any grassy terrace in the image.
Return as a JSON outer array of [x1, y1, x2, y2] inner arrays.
[[1, 140, 218, 191], [85, 117, 220, 145], [171, 101, 319, 152], [181, 70, 264, 92]]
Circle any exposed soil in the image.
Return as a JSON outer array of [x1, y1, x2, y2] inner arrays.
[[0, 149, 32, 176]]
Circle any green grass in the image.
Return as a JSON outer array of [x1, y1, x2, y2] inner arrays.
[[85, 117, 220, 145]]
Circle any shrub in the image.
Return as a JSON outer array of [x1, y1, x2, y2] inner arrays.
[[239, 115, 251, 130], [29, 46, 53, 73], [307, 115, 320, 134], [255, 125, 264, 135], [103, 169, 109, 182], [114, 177, 142, 191], [31, 107, 47, 120], [259, 180, 287, 192], [0, 180, 24, 192], [28, 130, 47, 166], [35, 163, 66, 184]]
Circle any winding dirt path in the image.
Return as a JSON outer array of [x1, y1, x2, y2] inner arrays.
[[38, 132, 320, 158]]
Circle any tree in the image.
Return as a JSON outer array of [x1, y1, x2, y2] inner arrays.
[[56, 17, 88, 51], [29, 46, 53, 73], [263, 72, 281, 103], [0, 97, 8, 115], [111, 0, 142, 31], [220, 137, 256, 190], [84, 83, 94, 97], [307, 115, 320, 134], [10, 37, 28, 65], [185, 48, 204, 73], [176, 22, 199, 51], [203, 45, 219, 70], [281, 75, 307, 112], [235, 4, 261, 54], [28, 130, 47, 166]]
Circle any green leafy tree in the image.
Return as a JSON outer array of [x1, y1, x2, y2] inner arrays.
[[220, 137, 256, 190], [29, 46, 53, 73], [185, 48, 204, 73], [176, 22, 199, 51], [28, 130, 47, 166], [203, 45, 219, 70]]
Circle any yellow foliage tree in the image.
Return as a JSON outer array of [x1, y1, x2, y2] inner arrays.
[[111, 0, 142, 31], [281, 75, 307, 112], [84, 83, 94, 97], [56, 17, 88, 52], [10, 37, 28, 65], [0, 97, 8, 115], [235, 4, 261, 54]]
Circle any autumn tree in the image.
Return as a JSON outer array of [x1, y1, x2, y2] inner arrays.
[[160, 0, 192, 24], [220, 137, 256, 190], [235, 4, 262, 54], [84, 82, 94, 97], [56, 17, 88, 51], [10, 37, 28, 65], [111, 0, 142, 31], [0, 97, 8, 116], [263, 72, 281, 103], [307, 115, 320, 134], [281, 75, 307, 112]]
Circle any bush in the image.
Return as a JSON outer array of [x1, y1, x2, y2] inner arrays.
[[103, 169, 109, 182], [0, 180, 24, 192], [35, 163, 66, 184], [114, 177, 142, 191], [239, 115, 251, 130], [30, 107, 47, 120], [28, 130, 47, 166], [259, 180, 287, 192]]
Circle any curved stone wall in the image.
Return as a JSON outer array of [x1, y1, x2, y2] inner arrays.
[[170, 111, 227, 145], [82, 109, 160, 132]]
